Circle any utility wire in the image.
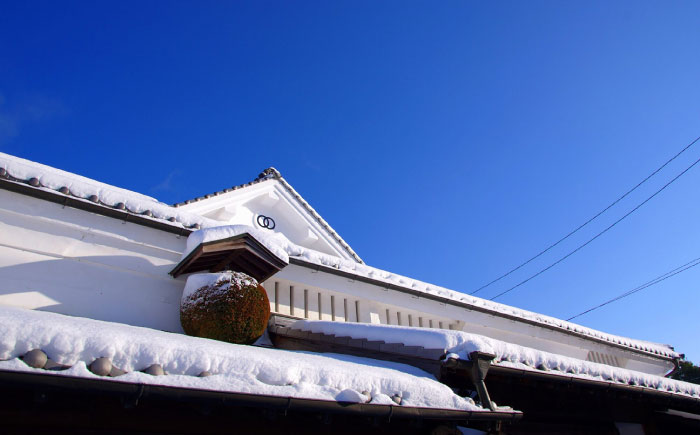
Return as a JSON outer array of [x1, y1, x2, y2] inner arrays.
[[488, 151, 700, 301], [567, 256, 700, 321], [470, 135, 700, 296]]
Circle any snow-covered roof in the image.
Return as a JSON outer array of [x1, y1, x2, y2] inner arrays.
[[0, 152, 216, 232], [187, 225, 680, 360], [0, 152, 680, 360], [0, 305, 490, 412], [172, 167, 364, 264], [293, 321, 699, 400]]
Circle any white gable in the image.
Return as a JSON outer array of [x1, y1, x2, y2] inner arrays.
[[173, 169, 363, 263]]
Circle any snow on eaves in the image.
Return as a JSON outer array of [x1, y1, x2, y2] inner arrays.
[[289, 248, 680, 359], [0, 152, 217, 231], [183, 225, 290, 264], [294, 321, 699, 400], [0, 305, 481, 411]]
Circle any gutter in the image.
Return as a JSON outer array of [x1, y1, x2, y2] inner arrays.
[[288, 258, 678, 364], [0, 370, 522, 423]]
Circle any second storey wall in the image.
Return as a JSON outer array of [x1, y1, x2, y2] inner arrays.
[[0, 189, 188, 332]]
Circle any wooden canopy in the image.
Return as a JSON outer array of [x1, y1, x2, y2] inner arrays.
[[170, 233, 287, 282]]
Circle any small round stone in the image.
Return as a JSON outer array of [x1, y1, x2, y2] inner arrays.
[[88, 194, 99, 203], [192, 223, 201, 230], [0, 168, 6, 177], [143, 364, 165, 376], [58, 186, 70, 195], [142, 210, 153, 217], [391, 394, 402, 405], [198, 371, 212, 377], [23, 349, 47, 368], [28, 177, 40, 187], [114, 202, 126, 210], [167, 216, 176, 222], [89, 357, 112, 376], [109, 366, 127, 377]]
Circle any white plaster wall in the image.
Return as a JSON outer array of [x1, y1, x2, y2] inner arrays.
[[0, 189, 674, 375], [273, 264, 674, 375], [0, 190, 187, 332]]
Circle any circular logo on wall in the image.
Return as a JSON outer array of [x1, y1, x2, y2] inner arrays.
[[256, 214, 276, 230]]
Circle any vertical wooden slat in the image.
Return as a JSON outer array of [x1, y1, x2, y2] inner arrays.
[[343, 298, 348, 322], [439, 321, 444, 329], [419, 317, 423, 328], [408, 314, 413, 327], [429, 319, 434, 328], [355, 300, 360, 323], [385, 309, 391, 325], [317, 293, 322, 320], [331, 295, 336, 321], [274, 282, 279, 313], [304, 289, 309, 319], [290, 286, 295, 317], [397, 312, 402, 326]]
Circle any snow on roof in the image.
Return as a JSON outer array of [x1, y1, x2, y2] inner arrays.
[[0, 305, 483, 411], [183, 225, 290, 264], [172, 167, 364, 264], [294, 321, 699, 400], [0, 152, 679, 360], [0, 152, 217, 231], [186, 225, 679, 360]]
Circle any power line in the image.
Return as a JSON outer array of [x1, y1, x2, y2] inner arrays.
[[470, 135, 700, 296], [566, 256, 700, 321], [489, 151, 700, 301]]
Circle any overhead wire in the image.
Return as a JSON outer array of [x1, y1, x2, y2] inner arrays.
[[470, 135, 700, 296], [566, 256, 700, 321], [488, 150, 700, 301]]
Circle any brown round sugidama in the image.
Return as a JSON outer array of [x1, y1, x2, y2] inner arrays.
[[180, 272, 270, 345]]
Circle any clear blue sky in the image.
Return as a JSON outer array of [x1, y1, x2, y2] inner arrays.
[[2, 1, 699, 362]]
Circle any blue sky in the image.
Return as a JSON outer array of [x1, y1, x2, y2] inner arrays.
[[2, 1, 700, 362]]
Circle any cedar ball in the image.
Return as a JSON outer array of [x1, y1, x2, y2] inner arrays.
[[180, 271, 270, 345]]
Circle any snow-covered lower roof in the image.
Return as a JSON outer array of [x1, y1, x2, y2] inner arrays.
[[173, 167, 364, 264], [187, 225, 680, 360], [0, 305, 485, 411], [293, 321, 699, 400]]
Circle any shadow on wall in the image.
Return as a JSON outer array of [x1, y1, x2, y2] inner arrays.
[[0, 255, 186, 333]]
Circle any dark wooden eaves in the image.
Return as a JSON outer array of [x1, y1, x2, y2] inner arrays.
[[170, 233, 288, 282]]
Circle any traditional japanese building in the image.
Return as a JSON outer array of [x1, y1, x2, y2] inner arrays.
[[0, 151, 698, 434]]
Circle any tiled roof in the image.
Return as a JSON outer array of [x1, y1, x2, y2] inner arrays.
[[0, 153, 682, 362], [0, 153, 214, 234], [172, 168, 364, 264]]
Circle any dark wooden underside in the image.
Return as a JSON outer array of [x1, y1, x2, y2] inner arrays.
[[170, 233, 288, 282], [0, 370, 517, 434]]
